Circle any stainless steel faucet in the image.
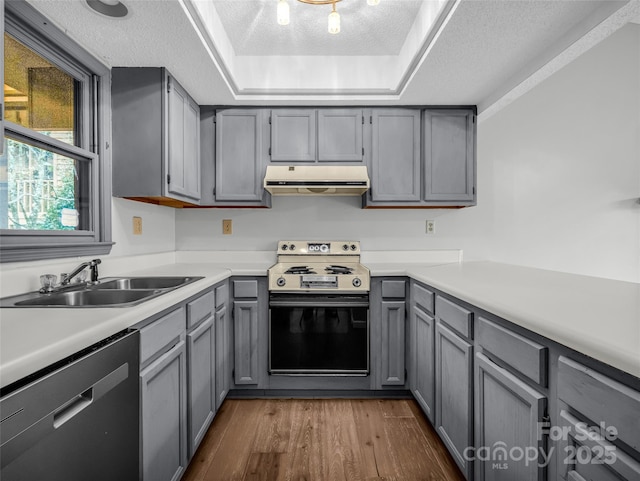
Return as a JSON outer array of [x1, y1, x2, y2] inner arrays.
[[60, 259, 102, 285]]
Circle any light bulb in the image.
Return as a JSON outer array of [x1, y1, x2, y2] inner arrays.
[[328, 7, 340, 34], [277, 0, 290, 26], [367, 0, 380, 5]]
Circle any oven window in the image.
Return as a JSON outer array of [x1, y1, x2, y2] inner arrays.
[[270, 305, 368, 374]]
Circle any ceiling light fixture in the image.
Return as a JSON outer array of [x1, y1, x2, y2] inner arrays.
[[277, 0, 290, 25], [86, 0, 128, 18], [277, 0, 379, 34]]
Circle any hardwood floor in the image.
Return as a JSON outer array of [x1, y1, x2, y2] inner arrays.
[[181, 399, 466, 481]]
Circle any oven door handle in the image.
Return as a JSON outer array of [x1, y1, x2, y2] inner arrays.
[[269, 299, 369, 308]]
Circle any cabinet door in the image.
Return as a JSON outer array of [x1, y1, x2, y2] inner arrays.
[[423, 109, 475, 202], [412, 306, 435, 422], [475, 352, 547, 481], [167, 77, 200, 201], [317, 109, 363, 162], [370, 109, 421, 201], [140, 340, 187, 481], [380, 300, 406, 386], [436, 322, 473, 479], [187, 317, 215, 458], [233, 300, 259, 385], [214, 304, 229, 410], [270, 109, 316, 162], [215, 109, 264, 201]]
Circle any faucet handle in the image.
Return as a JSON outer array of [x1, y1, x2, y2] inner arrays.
[[40, 274, 58, 292]]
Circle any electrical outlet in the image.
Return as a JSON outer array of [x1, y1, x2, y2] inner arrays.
[[426, 220, 435, 235], [133, 216, 142, 235], [222, 219, 232, 235]]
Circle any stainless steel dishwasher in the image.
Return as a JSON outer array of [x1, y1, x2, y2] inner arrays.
[[0, 329, 140, 481]]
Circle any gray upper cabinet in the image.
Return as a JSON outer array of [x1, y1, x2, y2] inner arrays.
[[369, 109, 421, 203], [270, 109, 317, 162], [214, 109, 269, 205], [317, 109, 364, 162], [112, 67, 201, 206], [269, 108, 364, 163], [423, 109, 476, 203], [167, 78, 201, 200]]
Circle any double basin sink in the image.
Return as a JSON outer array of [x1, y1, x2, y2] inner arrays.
[[1, 276, 204, 308]]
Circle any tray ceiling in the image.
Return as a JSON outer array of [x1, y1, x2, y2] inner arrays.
[[23, 0, 640, 116]]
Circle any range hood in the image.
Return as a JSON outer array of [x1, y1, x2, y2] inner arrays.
[[264, 165, 370, 196]]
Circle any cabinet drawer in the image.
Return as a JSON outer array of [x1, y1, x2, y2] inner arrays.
[[215, 282, 228, 308], [140, 307, 185, 366], [435, 295, 473, 339], [233, 279, 258, 298], [559, 409, 640, 481], [412, 282, 434, 314], [477, 317, 547, 386], [558, 357, 640, 452], [187, 290, 214, 330], [381, 280, 406, 299]]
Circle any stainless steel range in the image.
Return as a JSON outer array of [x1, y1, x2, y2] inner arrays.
[[268, 241, 370, 376]]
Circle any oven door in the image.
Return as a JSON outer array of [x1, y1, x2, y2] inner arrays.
[[269, 294, 369, 375]]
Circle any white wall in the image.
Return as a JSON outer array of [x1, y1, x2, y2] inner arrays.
[[478, 23, 640, 282], [110, 198, 176, 257], [176, 23, 640, 283]]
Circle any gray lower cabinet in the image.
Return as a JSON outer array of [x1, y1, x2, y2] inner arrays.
[[231, 278, 267, 388], [214, 303, 231, 409], [436, 321, 474, 479], [475, 352, 547, 481], [372, 278, 407, 389], [112, 67, 201, 205], [368, 108, 421, 203], [233, 299, 259, 385], [140, 340, 188, 481], [423, 109, 476, 204], [214, 109, 269, 206], [380, 299, 406, 386], [186, 317, 215, 457], [557, 357, 640, 481], [411, 304, 436, 422]]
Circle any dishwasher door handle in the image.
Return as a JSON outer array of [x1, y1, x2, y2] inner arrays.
[[53, 388, 94, 429]]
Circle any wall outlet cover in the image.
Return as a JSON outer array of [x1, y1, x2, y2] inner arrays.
[[133, 216, 142, 235]]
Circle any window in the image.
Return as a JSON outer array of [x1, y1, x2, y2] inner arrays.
[[1, 1, 112, 262]]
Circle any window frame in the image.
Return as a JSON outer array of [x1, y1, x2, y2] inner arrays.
[[1, 1, 113, 262]]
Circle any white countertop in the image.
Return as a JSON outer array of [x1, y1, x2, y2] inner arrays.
[[1, 258, 638, 389], [0, 264, 231, 389], [406, 261, 640, 378]]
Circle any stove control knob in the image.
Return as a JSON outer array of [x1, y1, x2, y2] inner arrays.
[[352, 278, 362, 288], [290, 244, 296, 251], [281, 244, 288, 251], [342, 244, 349, 251], [276, 277, 286, 287], [350, 244, 357, 251]]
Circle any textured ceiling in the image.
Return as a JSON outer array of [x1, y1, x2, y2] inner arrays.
[[22, 0, 640, 114], [211, 0, 424, 56]]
